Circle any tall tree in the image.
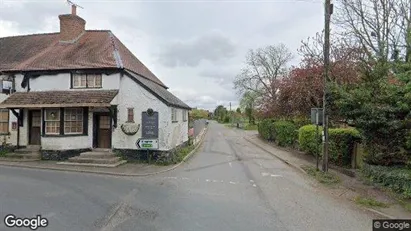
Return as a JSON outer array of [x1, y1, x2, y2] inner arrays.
[[233, 44, 294, 106]]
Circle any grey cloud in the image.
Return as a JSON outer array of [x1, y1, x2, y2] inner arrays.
[[156, 31, 236, 68], [0, 2, 66, 33], [198, 69, 235, 88]]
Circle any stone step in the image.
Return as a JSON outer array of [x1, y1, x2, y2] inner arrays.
[[79, 152, 116, 158], [67, 156, 122, 164], [15, 149, 40, 154], [0, 157, 40, 162], [56, 160, 127, 168], [3, 153, 40, 160]]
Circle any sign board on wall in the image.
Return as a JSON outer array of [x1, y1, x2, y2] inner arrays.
[[136, 138, 159, 150], [141, 111, 159, 138]]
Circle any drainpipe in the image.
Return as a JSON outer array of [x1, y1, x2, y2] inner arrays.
[[16, 118, 20, 149]]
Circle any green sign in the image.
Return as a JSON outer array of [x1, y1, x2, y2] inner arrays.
[[136, 138, 159, 150]]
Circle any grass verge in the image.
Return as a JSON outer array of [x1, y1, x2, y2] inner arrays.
[[354, 196, 389, 208], [302, 165, 340, 185]]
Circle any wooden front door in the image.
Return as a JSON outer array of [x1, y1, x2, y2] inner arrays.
[[29, 110, 41, 145], [94, 114, 111, 148]]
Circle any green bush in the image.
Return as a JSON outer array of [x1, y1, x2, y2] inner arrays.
[[258, 119, 276, 141], [223, 116, 230, 123], [298, 125, 322, 155], [362, 164, 411, 199], [328, 128, 361, 167], [291, 117, 311, 128], [273, 120, 297, 147]]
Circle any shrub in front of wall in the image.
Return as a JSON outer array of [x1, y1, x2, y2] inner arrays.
[[273, 120, 298, 147], [328, 127, 361, 167], [298, 125, 322, 155], [362, 164, 411, 199]]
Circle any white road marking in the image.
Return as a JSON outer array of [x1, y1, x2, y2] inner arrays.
[[212, 180, 219, 183], [229, 181, 236, 185], [229, 162, 232, 167], [250, 180, 254, 183], [252, 184, 257, 187], [206, 179, 210, 182], [270, 174, 282, 177], [261, 172, 270, 177], [164, 176, 177, 179], [220, 180, 224, 183]]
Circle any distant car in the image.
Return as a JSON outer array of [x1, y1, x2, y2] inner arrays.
[[206, 120, 209, 125]]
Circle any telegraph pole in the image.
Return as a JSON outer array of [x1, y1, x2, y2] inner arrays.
[[322, 0, 332, 172]]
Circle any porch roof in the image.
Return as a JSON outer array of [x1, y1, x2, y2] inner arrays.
[[0, 90, 118, 108]]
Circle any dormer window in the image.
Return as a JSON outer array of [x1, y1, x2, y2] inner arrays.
[[72, 73, 102, 88]]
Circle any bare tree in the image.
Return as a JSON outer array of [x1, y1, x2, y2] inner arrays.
[[334, 0, 402, 62], [233, 44, 293, 101]]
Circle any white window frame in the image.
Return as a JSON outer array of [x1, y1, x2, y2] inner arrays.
[[0, 109, 9, 134], [44, 109, 60, 135], [182, 110, 187, 122], [171, 108, 177, 122], [64, 108, 83, 134], [72, 74, 102, 88]]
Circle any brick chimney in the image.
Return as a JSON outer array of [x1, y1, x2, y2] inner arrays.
[[59, 5, 85, 42]]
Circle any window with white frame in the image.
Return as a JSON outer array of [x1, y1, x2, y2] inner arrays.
[[0, 109, 9, 134], [182, 110, 187, 121], [72, 74, 102, 88], [171, 108, 177, 122], [45, 109, 60, 135], [64, 108, 83, 134]]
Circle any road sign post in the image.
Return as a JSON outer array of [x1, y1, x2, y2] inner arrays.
[[136, 138, 159, 164]]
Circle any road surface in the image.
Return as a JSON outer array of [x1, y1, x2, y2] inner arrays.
[[0, 122, 375, 231]]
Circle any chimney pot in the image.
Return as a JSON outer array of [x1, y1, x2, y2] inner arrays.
[[71, 5, 77, 15]]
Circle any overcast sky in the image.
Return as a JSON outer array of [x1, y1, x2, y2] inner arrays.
[[0, 0, 324, 110]]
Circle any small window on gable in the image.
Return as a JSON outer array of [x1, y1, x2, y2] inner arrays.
[[127, 108, 134, 122], [171, 108, 177, 122], [72, 74, 102, 88]]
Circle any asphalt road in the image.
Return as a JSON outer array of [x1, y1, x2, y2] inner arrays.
[[0, 122, 376, 231]]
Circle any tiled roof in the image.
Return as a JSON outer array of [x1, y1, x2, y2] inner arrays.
[[0, 30, 167, 88], [126, 71, 191, 110], [0, 90, 118, 108]]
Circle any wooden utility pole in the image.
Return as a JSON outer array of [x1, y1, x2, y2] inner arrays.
[[322, 0, 332, 172]]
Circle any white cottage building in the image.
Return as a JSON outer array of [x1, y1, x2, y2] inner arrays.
[[0, 6, 190, 162]]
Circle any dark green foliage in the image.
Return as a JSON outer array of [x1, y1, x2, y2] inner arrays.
[[223, 115, 230, 123], [362, 164, 411, 199], [273, 120, 297, 147], [298, 125, 322, 155], [258, 119, 276, 141], [331, 61, 411, 165], [328, 128, 361, 167]]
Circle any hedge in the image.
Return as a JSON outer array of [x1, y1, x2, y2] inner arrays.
[[362, 164, 411, 199], [298, 125, 323, 155], [258, 119, 275, 141], [328, 128, 361, 167], [273, 120, 297, 147]]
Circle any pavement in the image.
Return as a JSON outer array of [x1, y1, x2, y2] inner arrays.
[[0, 121, 379, 231]]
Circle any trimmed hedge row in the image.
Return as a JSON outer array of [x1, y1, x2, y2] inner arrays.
[[258, 120, 362, 167], [273, 121, 298, 147], [362, 164, 411, 199], [328, 128, 361, 166], [298, 125, 322, 156], [297, 125, 361, 167], [258, 119, 297, 147]]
